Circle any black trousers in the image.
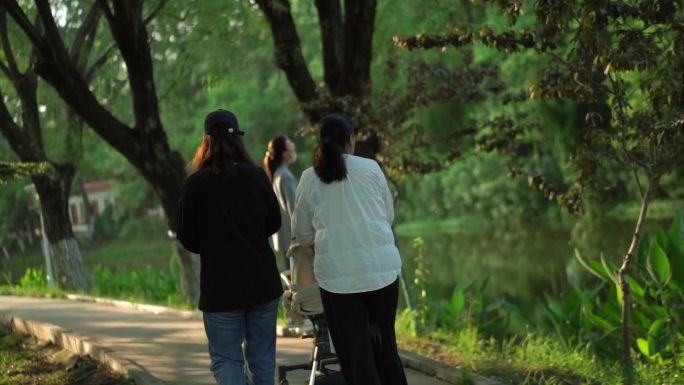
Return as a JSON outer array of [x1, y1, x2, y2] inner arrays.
[[319, 278, 408, 385]]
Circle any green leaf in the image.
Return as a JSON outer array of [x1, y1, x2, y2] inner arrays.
[[450, 289, 465, 316], [615, 281, 624, 306], [637, 337, 650, 357], [626, 275, 645, 300], [500, 300, 524, 320], [480, 315, 505, 333], [656, 227, 669, 250], [575, 249, 613, 283], [635, 234, 650, 268], [667, 241, 684, 289], [477, 276, 490, 294], [484, 298, 504, 313], [632, 310, 652, 330], [647, 242, 671, 287], [648, 319, 667, 357], [543, 293, 566, 320], [584, 308, 617, 333], [600, 254, 619, 284], [598, 301, 622, 324], [668, 211, 684, 249]]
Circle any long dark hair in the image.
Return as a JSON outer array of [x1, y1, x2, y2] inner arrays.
[[263, 136, 288, 182], [313, 113, 355, 184], [189, 131, 253, 175]]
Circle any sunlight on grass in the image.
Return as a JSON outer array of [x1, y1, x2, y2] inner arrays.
[[83, 237, 173, 271], [395, 312, 684, 385], [2, 235, 173, 285]]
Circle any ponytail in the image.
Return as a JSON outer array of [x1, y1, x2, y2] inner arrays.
[[263, 136, 289, 182], [313, 114, 355, 184]]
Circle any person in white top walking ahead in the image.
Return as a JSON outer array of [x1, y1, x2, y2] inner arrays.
[[291, 113, 408, 385]]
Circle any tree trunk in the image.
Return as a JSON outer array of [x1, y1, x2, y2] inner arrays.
[[0, 7, 89, 292], [50, 238, 89, 290], [32, 163, 90, 291], [616, 178, 655, 381], [176, 242, 200, 306], [256, 0, 380, 159]]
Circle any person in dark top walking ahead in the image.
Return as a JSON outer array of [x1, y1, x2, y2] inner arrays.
[[175, 109, 283, 385]]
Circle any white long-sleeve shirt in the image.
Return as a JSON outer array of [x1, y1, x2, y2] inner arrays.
[[291, 155, 402, 294]]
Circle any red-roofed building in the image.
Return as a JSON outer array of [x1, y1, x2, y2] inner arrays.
[[25, 180, 118, 239], [69, 180, 119, 234]]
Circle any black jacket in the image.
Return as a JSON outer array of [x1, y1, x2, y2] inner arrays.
[[176, 164, 283, 312]]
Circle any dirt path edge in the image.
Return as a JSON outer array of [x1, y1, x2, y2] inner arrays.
[[0, 312, 166, 385]]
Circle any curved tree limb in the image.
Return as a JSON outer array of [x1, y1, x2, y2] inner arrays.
[[339, 0, 375, 96], [254, 0, 318, 120], [314, 0, 343, 91]]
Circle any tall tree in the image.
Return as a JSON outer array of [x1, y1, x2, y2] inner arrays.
[[0, 0, 201, 303], [0, 6, 100, 290]]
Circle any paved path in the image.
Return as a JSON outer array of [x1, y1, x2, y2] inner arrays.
[[0, 295, 470, 385]]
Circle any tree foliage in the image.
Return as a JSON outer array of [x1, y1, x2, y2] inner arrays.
[[394, 0, 684, 375]]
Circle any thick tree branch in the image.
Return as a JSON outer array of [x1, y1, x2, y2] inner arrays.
[[0, 5, 45, 159], [34, 0, 70, 62], [97, 0, 114, 24], [70, 2, 102, 71], [314, 0, 344, 91], [0, 9, 19, 79], [0, 91, 36, 161], [106, 0, 163, 136], [340, 0, 376, 96], [254, 0, 318, 120], [84, 44, 115, 83], [144, 0, 169, 24], [0, 60, 9, 78], [0, 0, 42, 49], [8, 0, 130, 157]]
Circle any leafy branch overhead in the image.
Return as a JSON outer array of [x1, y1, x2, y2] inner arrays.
[[297, 51, 530, 174], [394, 0, 684, 215]]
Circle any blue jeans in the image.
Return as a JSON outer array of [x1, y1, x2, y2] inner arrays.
[[203, 299, 278, 385]]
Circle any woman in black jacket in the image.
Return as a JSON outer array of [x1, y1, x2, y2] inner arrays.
[[176, 109, 282, 385]]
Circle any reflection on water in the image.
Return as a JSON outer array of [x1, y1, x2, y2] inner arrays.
[[395, 216, 661, 313]]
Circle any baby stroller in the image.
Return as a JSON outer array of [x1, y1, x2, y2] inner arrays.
[[279, 240, 345, 385]]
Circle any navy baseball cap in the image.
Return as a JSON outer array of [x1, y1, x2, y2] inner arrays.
[[204, 109, 245, 136]]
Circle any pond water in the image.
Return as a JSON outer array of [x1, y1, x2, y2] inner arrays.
[[394, 215, 666, 313]]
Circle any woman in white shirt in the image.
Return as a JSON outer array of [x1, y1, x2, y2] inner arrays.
[[292, 113, 407, 385]]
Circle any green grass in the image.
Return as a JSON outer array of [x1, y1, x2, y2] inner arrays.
[[83, 237, 172, 271], [2, 234, 172, 285], [0, 330, 134, 385], [395, 323, 684, 385]]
